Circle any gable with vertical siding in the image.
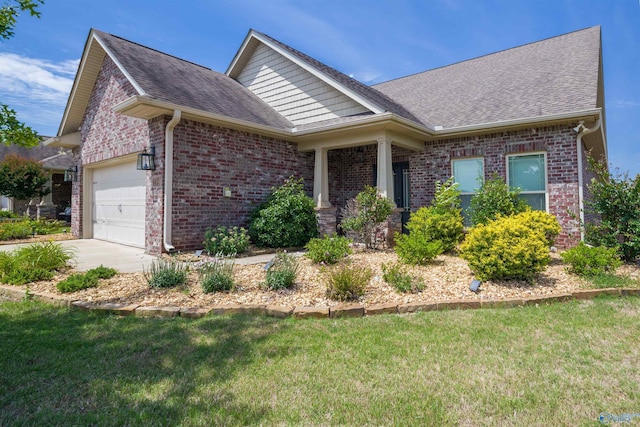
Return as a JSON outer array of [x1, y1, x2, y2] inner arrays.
[[236, 43, 370, 126]]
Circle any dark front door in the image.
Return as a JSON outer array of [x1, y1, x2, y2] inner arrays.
[[393, 162, 410, 233], [373, 162, 410, 233]]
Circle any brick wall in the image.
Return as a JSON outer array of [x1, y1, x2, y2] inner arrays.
[[169, 119, 314, 251], [71, 56, 151, 240], [328, 125, 583, 248]]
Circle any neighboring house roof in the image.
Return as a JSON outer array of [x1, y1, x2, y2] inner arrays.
[[0, 141, 73, 171], [374, 26, 603, 129]]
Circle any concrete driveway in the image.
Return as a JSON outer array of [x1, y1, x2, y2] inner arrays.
[[0, 239, 156, 273]]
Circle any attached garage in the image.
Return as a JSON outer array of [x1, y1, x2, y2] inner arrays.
[[91, 161, 146, 248]]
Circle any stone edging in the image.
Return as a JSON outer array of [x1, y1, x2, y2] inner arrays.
[[1, 285, 639, 319]]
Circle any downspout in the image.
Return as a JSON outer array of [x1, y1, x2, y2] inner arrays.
[[163, 110, 181, 252], [574, 116, 602, 241]]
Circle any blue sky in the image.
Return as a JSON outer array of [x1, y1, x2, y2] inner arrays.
[[1, 0, 639, 176]]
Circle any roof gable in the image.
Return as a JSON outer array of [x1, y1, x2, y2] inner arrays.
[[374, 26, 603, 129], [227, 30, 422, 126], [58, 29, 293, 136]]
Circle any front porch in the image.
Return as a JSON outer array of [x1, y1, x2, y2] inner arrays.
[[300, 129, 424, 241]]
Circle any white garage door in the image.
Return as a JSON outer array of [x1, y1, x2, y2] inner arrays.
[[92, 161, 146, 248]]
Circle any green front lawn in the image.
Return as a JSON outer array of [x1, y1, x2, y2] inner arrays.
[[1, 298, 639, 426]]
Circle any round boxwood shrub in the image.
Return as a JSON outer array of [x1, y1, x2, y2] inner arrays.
[[512, 210, 561, 247], [460, 215, 551, 281], [249, 177, 318, 248]]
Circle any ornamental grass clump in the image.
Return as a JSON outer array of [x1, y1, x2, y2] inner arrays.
[[305, 234, 352, 264], [325, 263, 371, 301], [0, 241, 75, 285], [381, 262, 424, 293], [198, 257, 235, 293], [144, 257, 189, 288], [264, 252, 299, 290]]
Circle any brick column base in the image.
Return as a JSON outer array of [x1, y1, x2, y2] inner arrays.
[[386, 209, 403, 247], [37, 205, 57, 220], [315, 207, 337, 237]]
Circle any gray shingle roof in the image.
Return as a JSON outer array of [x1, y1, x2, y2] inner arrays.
[[373, 26, 602, 129], [93, 30, 293, 130]]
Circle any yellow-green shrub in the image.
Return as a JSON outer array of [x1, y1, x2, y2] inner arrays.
[[460, 215, 551, 281], [512, 210, 561, 247]]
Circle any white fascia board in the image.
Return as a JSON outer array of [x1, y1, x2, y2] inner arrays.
[[435, 109, 603, 136], [93, 33, 146, 96], [113, 96, 294, 139], [57, 31, 98, 136], [227, 31, 385, 115]]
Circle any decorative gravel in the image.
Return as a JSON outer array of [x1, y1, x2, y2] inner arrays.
[[18, 248, 639, 309]]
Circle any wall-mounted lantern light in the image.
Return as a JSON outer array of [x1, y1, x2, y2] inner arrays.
[[64, 165, 78, 182], [137, 146, 156, 170]]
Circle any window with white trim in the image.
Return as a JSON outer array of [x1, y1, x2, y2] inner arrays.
[[507, 153, 547, 211], [452, 157, 484, 224]]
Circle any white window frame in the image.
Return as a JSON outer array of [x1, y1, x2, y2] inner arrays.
[[506, 152, 548, 212], [452, 157, 484, 223]]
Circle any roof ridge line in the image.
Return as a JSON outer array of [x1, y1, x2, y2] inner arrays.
[[373, 26, 600, 87], [93, 29, 213, 72]]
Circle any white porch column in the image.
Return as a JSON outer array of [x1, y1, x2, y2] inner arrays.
[[313, 147, 331, 208], [376, 139, 395, 206]]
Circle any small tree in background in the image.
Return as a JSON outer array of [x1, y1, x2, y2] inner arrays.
[[469, 174, 527, 225], [0, 154, 50, 202], [340, 186, 394, 249], [0, 0, 44, 148], [584, 157, 640, 262]]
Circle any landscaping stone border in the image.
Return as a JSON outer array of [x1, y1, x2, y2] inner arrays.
[[1, 285, 638, 320]]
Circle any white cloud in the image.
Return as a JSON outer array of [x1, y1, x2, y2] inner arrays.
[[0, 53, 79, 135], [0, 53, 78, 103]]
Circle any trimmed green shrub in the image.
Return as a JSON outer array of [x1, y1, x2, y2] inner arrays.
[[144, 257, 188, 288], [249, 177, 318, 248], [305, 234, 352, 264], [56, 266, 117, 293], [584, 157, 640, 262], [264, 252, 299, 290], [325, 263, 371, 301], [203, 226, 250, 256], [57, 273, 97, 293], [561, 242, 622, 277], [395, 232, 443, 266], [340, 186, 394, 249], [85, 265, 117, 280], [4, 268, 54, 285], [469, 174, 528, 225], [460, 215, 551, 281], [0, 210, 20, 219], [0, 221, 31, 240], [198, 258, 235, 293], [381, 262, 424, 293], [512, 210, 561, 247]]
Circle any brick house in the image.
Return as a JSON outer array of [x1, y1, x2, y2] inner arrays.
[[46, 26, 606, 254], [0, 142, 73, 219]]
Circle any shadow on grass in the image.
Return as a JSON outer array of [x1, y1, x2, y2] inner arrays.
[[0, 301, 288, 425]]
